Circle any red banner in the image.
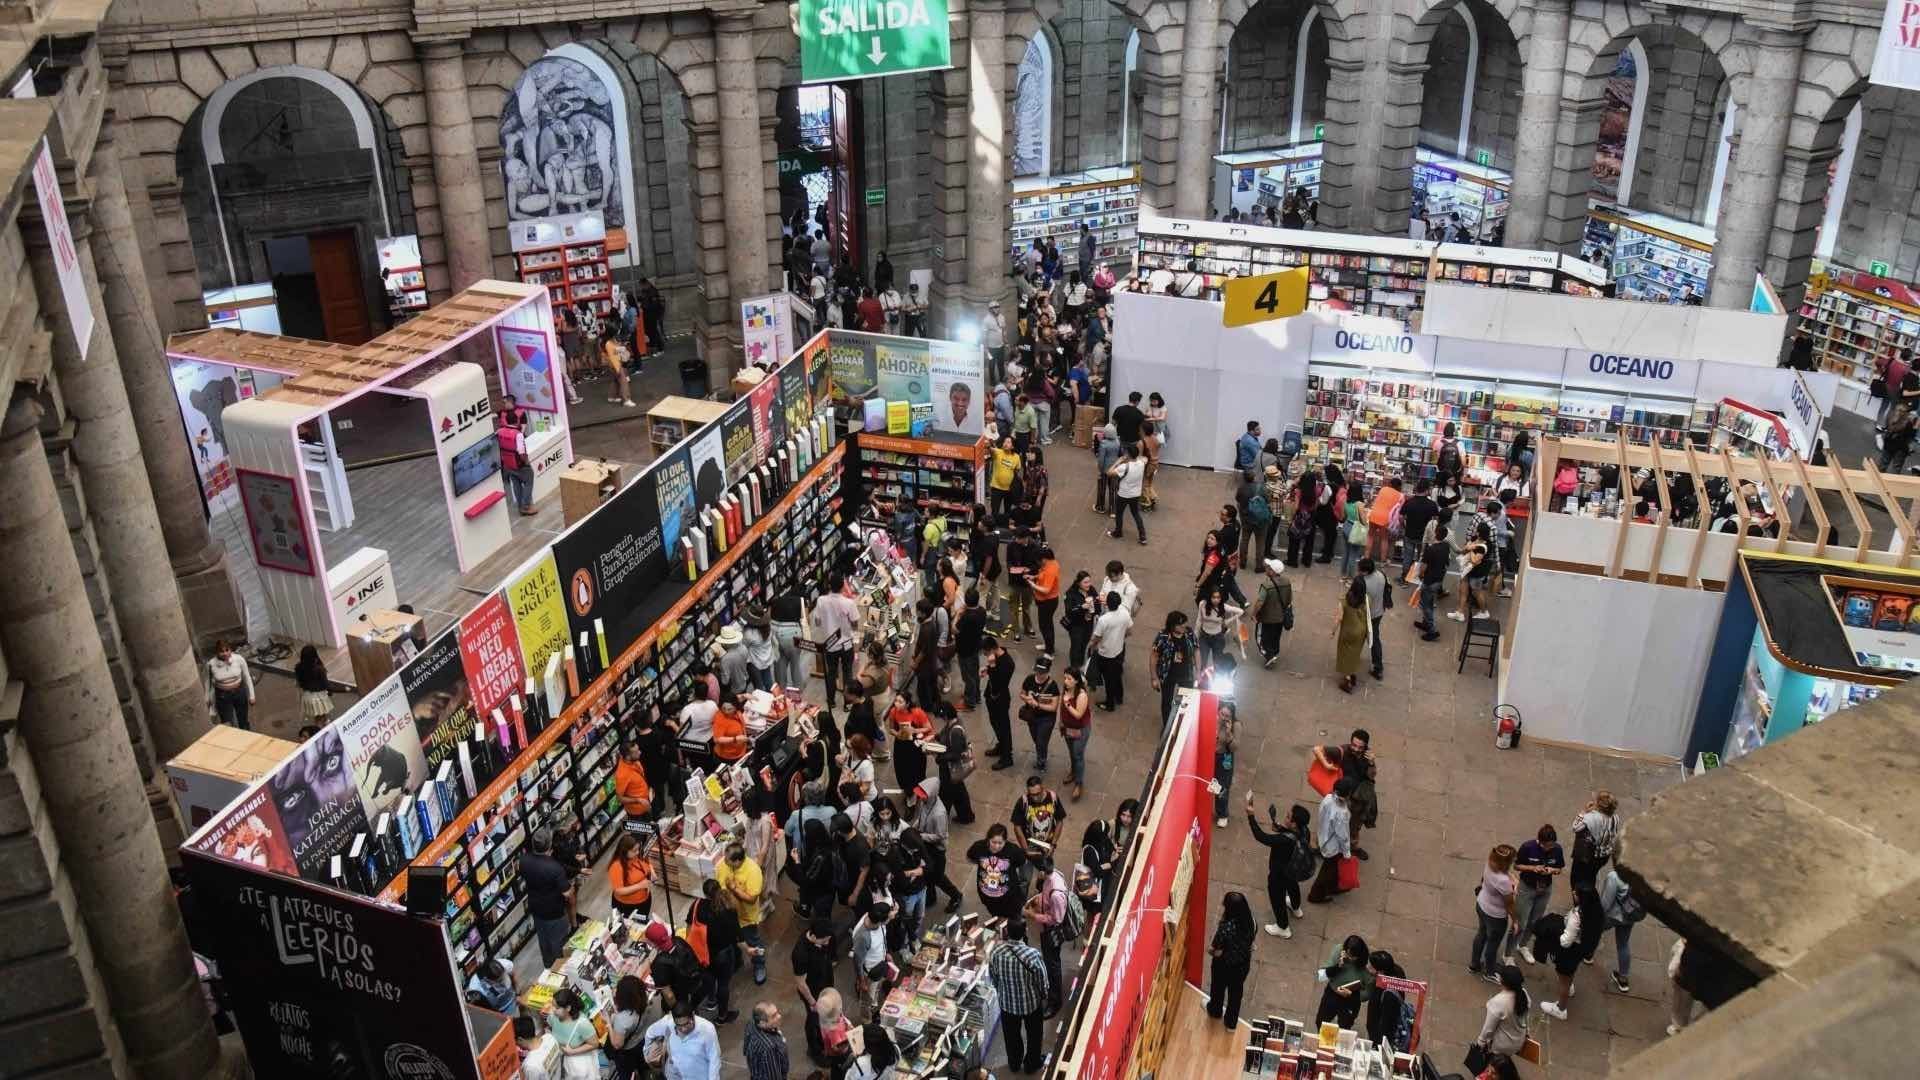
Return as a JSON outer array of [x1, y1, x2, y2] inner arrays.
[[1076, 691, 1218, 1080], [458, 592, 526, 720]]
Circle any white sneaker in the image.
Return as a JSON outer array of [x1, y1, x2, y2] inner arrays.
[[1472, 610, 1492, 620], [1518, 945, 1537, 965], [1539, 1001, 1568, 1020], [1446, 612, 1466, 622], [1263, 924, 1291, 938], [1666, 1023, 1684, 1037], [1290, 905, 1304, 918], [1216, 817, 1229, 827]]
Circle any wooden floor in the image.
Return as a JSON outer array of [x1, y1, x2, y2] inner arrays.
[[1155, 983, 1249, 1080]]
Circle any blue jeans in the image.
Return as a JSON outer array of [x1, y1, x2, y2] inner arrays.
[[1064, 729, 1089, 785], [741, 923, 766, 978], [1339, 531, 1361, 576], [1213, 748, 1235, 820], [1613, 920, 1634, 976], [1471, 907, 1507, 973], [1419, 581, 1441, 631]]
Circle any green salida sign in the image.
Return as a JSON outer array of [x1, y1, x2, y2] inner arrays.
[[798, 0, 953, 84]]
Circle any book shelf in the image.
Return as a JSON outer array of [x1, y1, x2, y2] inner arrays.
[[1300, 369, 1711, 483], [851, 433, 986, 540], [1796, 278, 1920, 383], [1135, 220, 1610, 330], [382, 264, 428, 313], [516, 241, 613, 316], [1009, 167, 1139, 270], [1583, 209, 1715, 305]]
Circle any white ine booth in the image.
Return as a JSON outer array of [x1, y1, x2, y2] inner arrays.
[[164, 281, 573, 648]]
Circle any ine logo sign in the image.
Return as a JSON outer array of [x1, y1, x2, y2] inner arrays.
[[439, 397, 491, 443]]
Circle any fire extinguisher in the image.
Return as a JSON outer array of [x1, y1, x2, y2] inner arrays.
[[1494, 704, 1522, 750]]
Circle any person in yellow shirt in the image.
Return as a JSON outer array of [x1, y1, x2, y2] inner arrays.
[[716, 842, 769, 984], [988, 438, 1022, 521]]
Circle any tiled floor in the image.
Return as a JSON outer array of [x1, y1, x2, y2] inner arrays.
[[243, 408, 1689, 1076]]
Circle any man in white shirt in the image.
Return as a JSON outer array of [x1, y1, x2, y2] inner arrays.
[[644, 1002, 722, 1080], [983, 301, 1006, 380], [678, 681, 720, 744], [880, 283, 903, 333], [1090, 592, 1134, 712], [811, 572, 862, 712], [1107, 445, 1148, 544], [850, 901, 895, 1015], [1099, 560, 1140, 616]]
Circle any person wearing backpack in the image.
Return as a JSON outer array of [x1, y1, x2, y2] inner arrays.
[[1599, 867, 1647, 992], [1205, 891, 1256, 1029], [1234, 468, 1262, 566], [1253, 559, 1295, 667], [1023, 852, 1080, 1017], [1396, 479, 1440, 583], [1245, 796, 1312, 938]]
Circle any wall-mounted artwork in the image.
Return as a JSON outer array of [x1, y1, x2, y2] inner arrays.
[[501, 51, 629, 229]]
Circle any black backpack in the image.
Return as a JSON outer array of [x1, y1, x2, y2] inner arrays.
[[1285, 826, 1316, 881]]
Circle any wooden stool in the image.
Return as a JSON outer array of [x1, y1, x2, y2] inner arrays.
[[1457, 618, 1501, 678]]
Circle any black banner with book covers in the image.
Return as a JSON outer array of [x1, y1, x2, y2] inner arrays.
[[403, 634, 480, 782], [780, 360, 810, 441], [268, 727, 370, 883], [181, 850, 482, 1080], [721, 398, 757, 485], [552, 466, 668, 660]]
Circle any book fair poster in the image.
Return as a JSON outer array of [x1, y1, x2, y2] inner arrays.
[[721, 398, 757, 485], [506, 552, 570, 688], [402, 634, 480, 779], [197, 782, 297, 876], [338, 677, 427, 822], [495, 324, 558, 413], [266, 726, 369, 883], [459, 592, 527, 719]]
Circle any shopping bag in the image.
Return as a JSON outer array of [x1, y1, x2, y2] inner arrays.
[[1337, 855, 1360, 892], [1307, 758, 1341, 797]]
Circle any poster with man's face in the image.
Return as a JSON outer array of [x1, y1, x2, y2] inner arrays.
[[929, 340, 986, 436]]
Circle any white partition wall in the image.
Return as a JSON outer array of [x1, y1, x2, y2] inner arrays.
[[223, 397, 335, 644], [1500, 568, 1724, 759], [1420, 282, 1789, 365], [418, 363, 513, 573]]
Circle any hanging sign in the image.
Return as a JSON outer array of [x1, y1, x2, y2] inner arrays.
[[1560, 348, 1701, 395], [1221, 267, 1309, 327], [798, 0, 954, 84], [1871, 0, 1920, 91], [1310, 322, 1438, 373], [31, 139, 94, 360]]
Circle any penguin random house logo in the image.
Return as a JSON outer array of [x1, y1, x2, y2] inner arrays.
[[568, 567, 596, 617], [438, 396, 491, 443]]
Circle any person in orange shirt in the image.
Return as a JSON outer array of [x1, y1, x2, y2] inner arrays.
[[712, 694, 751, 762], [1030, 545, 1063, 657], [607, 833, 653, 918], [614, 742, 653, 826], [1367, 476, 1405, 562]]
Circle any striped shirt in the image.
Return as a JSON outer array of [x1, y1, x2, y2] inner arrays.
[[990, 940, 1050, 1017], [742, 1023, 789, 1080]]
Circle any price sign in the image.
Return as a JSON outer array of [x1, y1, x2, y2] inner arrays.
[[1221, 267, 1310, 328]]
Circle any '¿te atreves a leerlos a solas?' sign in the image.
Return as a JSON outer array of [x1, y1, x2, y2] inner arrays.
[[799, 0, 953, 84]]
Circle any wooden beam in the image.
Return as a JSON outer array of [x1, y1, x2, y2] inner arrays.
[[1860, 458, 1913, 567], [1785, 450, 1830, 557], [1680, 443, 1710, 588], [1720, 446, 1754, 550], [1752, 452, 1795, 554], [1607, 435, 1632, 578], [1825, 450, 1872, 563], [1646, 440, 1674, 584]]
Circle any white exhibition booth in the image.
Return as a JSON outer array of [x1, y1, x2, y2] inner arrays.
[[167, 281, 572, 648], [1112, 284, 1831, 473]]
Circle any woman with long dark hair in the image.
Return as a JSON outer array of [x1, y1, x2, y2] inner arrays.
[[1062, 570, 1100, 673], [1206, 891, 1256, 1029], [1475, 963, 1532, 1063], [1078, 818, 1115, 919], [1334, 575, 1371, 693], [294, 645, 332, 726], [796, 819, 838, 918], [607, 833, 653, 919], [1314, 934, 1375, 1029], [606, 974, 649, 1080]]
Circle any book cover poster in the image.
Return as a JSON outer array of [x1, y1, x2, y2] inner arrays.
[[267, 727, 370, 882], [780, 359, 811, 439], [929, 339, 986, 436], [652, 444, 695, 557], [828, 338, 877, 406], [874, 338, 932, 409], [338, 676, 425, 822], [506, 552, 569, 688], [196, 782, 297, 876], [459, 592, 526, 719], [806, 335, 832, 407], [750, 373, 781, 457], [721, 398, 757, 485], [552, 468, 666, 657], [688, 421, 727, 509], [402, 633, 479, 780]]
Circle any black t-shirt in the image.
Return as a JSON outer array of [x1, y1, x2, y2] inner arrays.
[[1902, 370, 1919, 398], [1112, 404, 1145, 443], [631, 722, 677, 780], [791, 935, 837, 996], [985, 652, 1016, 701], [699, 898, 741, 955], [1021, 675, 1059, 716], [956, 607, 988, 655], [1217, 520, 1241, 558], [1400, 496, 1439, 546], [772, 591, 805, 623], [1011, 792, 1066, 847], [520, 851, 571, 921], [965, 838, 1027, 905], [1420, 540, 1451, 585], [837, 835, 873, 903]]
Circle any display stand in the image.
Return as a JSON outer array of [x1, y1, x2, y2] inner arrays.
[[1411, 146, 1511, 243], [1009, 167, 1139, 270], [512, 212, 615, 318], [1213, 142, 1325, 218], [647, 394, 731, 454], [879, 916, 1006, 1077], [1796, 269, 1920, 385], [1134, 219, 1608, 330], [1582, 207, 1715, 304], [851, 430, 987, 538]]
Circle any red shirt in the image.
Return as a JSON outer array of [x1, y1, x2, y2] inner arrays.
[[858, 297, 885, 331]]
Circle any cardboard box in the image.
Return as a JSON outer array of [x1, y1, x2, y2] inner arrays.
[[561, 458, 628, 526], [167, 727, 301, 831], [1073, 405, 1105, 448], [346, 608, 427, 694]]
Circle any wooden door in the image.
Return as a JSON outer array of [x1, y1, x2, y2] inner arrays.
[[829, 86, 861, 268], [307, 228, 372, 344]]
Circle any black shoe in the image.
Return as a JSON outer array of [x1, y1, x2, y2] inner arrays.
[[716, 1010, 740, 1025], [947, 897, 964, 913], [1370, 669, 1383, 681], [983, 745, 1005, 758], [1108, 530, 1123, 539], [992, 759, 1015, 771], [1353, 847, 1370, 861], [1138, 537, 1148, 545], [1421, 632, 1442, 642]]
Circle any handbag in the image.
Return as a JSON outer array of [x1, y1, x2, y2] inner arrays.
[[1463, 1045, 1491, 1075], [1307, 757, 1341, 797], [1348, 518, 1367, 545], [1337, 854, 1360, 891]]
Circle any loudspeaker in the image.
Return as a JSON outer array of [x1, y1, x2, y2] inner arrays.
[[405, 865, 450, 918]]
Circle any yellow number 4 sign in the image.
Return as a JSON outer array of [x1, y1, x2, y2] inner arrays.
[[1221, 267, 1309, 328]]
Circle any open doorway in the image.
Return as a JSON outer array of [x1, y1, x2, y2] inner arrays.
[[779, 83, 863, 271], [264, 229, 373, 344]]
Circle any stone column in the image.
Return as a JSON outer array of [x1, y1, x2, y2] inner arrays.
[[419, 37, 494, 291], [966, 0, 1010, 311], [94, 123, 245, 647], [1767, 141, 1843, 318], [1319, 55, 1425, 235], [929, 67, 971, 337], [1506, 0, 1571, 249], [1172, 0, 1222, 219], [1132, 68, 1182, 219], [0, 391, 219, 1079], [1708, 29, 1804, 308], [23, 161, 209, 767], [714, 14, 771, 304]]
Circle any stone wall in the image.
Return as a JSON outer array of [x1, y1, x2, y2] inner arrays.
[[1224, 1, 1328, 151], [1629, 33, 1727, 223], [1050, 0, 1136, 171], [859, 71, 937, 276], [1835, 84, 1920, 280]]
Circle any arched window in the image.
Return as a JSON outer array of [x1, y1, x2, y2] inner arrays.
[[1122, 29, 1141, 162], [1592, 40, 1649, 205], [1013, 34, 1054, 177], [501, 45, 635, 237]]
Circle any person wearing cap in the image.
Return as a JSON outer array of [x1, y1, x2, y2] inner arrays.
[[983, 299, 1006, 382], [1253, 559, 1295, 667], [904, 282, 927, 338], [643, 919, 713, 1015], [742, 604, 775, 692]]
